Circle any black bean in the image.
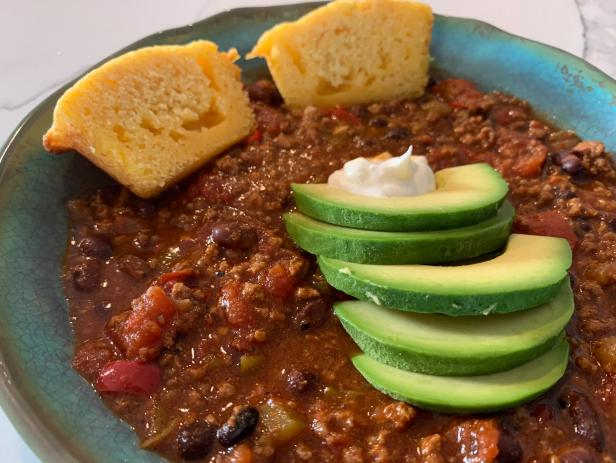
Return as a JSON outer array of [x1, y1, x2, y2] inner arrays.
[[287, 369, 317, 393], [571, 172, 593, 186], [497, 430, 523, 463], [72, 259, 100, 290], [216, 406, 259, 447], [78, 236, 112, 258], [247, 80, 282, 106], [384, 126, 410, 140], [211, 223, 257, 250], [561, 154, 584, 175], [559, 390, 604, 451], [369, 117, 388, 128], [177, 422, 216, 460], [294, 298, 330, 331], [555, 447, 596, 463], [575, 218, 592, 232]]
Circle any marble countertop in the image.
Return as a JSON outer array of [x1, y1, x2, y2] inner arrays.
[[0, 0, 613, 461]]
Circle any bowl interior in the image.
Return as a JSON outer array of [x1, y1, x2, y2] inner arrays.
[[0, 3, 614, 463]]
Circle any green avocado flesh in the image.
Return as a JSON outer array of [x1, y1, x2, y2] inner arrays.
[[351, 339, 569, 413], [284, 201, 514, 265], [292, 163, 509, 231], [319, 234, 572, 315], [335, 281, 573, 375]]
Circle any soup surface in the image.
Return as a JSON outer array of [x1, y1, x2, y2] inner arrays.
[[65, 79, 616, 462]]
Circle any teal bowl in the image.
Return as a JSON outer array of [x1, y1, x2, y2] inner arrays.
[[0, 3, 614, 462]]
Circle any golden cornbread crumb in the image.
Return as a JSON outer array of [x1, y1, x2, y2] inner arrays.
[[43, 40, 255, 198], [248, 0, 433, 107]]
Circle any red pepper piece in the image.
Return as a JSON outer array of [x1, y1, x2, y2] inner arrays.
[[96, 360, 161, 394]]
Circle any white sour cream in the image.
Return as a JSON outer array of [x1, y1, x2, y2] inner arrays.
[[327, 146, 436, 198]]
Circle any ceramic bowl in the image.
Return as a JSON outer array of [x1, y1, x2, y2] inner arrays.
[[0, 3, 615, 462]]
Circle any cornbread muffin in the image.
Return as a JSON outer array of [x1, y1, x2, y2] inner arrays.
[[43, 40, 255, 198], [248, 0, 433, 107]]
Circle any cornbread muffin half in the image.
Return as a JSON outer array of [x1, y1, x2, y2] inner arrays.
[[43, 40, 255, 198], [248, 0, 433, 107]]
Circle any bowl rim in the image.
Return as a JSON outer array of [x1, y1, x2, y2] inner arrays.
[[0, 3, 615, 463]]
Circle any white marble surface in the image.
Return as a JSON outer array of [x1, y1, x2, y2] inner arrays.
[[0, 1, 612, 461]]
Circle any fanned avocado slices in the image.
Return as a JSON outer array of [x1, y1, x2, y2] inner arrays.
[[319, 234, 572, 315], [292, 163, 508, 231], [351, 339, 570, 413], [284, 201, 514, 264], [335, 281, 573, 375]]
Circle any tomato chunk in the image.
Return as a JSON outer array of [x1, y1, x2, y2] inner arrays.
[[512, 148, 547, 178], [263, 263, 296, 298], [220, 280, 255, 326], [96, 360, 161, 394], [444, 419, 500, 463], [330, 107, 361, 125], [245, 129, 263, 145], [519, 210, 578, 248], [118, 285, 178, 361]]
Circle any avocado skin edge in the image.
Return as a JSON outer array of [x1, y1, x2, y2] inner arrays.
[[293, 190, 505, 232], [284, 202, 513, 264], [351, 340, 569, 414], [338, 313, 564, 376], [319, 255, 567, 315]]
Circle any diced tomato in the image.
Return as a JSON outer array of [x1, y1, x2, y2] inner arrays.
[[433, 79, 483, 110], [263, 263, 295, 298], [157, 268, 194, 285], [245, 129, 263, 145], [119, 285, 178, 361], [519, 210, 578, 248], [512, 149, 547, 177], [220, 280, 255, 326], [331, 107, 361, 125], [96, 360, 161, 394], [444, 419, 500, 463]]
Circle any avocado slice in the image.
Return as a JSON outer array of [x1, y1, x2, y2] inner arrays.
[[292, 163, 508, 231], [336, 281, 573, 375], [352, 338, 569, 413], [285, 201, 514, 265], [319, 234, 572, 315]]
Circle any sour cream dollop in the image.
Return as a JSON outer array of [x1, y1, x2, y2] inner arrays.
[[327, 146, 436, 198]]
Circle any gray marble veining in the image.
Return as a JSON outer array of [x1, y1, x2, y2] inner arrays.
[[577, 0, 616, 76]]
